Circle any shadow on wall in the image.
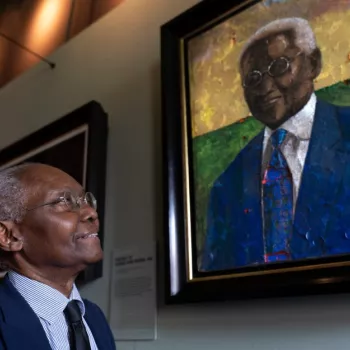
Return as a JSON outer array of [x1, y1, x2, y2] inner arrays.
[[165, 293, 350, 335], [150, 62, 165, 308]]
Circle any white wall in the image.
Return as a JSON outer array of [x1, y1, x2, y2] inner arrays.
[[0, 1, 350, 349]]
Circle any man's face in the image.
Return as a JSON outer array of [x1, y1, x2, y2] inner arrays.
[[14, 164, 103, 272], [240, 31, 320, 129]]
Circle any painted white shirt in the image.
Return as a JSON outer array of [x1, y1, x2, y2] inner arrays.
[[261, 93, 317, 211]]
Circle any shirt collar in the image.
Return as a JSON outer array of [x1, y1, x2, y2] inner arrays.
[[264, 93, 316, 141], [8, 270, 85, 325]]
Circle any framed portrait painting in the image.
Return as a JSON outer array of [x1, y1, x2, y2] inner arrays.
[[162, 0, 350, 303], [0, 101, 108, 284]]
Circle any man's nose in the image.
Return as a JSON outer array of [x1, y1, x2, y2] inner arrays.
[[80, 205, 99, 223], [255, 72, 275, 95]]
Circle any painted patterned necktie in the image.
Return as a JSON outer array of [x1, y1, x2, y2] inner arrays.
[[64, 300, 91, 350], [262, 128, 293, 263]]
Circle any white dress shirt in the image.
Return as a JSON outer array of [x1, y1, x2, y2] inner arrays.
[[261, 93, 316, 211], [8, 270, 99, 350]]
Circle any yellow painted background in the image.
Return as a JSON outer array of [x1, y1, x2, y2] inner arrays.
[[188, 0, 350, 137]]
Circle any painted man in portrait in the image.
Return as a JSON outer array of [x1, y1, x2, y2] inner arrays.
[[201, 17, 350, 271]]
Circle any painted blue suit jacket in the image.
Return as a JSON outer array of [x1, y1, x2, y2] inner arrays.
[[201, 99, 350, 271], [0, 276, 116, 350]]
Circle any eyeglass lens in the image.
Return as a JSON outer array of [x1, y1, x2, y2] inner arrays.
[[269, 57, 289, 77], [63, 192, 97, 211], [244, 57, 289, 88]]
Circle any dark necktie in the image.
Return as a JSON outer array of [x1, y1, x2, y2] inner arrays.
[[64, 300, 91, 350], [262, 128, 293, 263]]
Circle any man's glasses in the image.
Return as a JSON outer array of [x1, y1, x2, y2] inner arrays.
[[242, 51, 302, 88], [27, 192, 97, 212]]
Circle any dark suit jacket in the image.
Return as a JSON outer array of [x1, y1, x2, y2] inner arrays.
[[201, 99, 350, 271], [0, 276, 116, 350]]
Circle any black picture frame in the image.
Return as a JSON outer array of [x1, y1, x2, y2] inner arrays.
[[0, 101, 108, 285], [161, 0, 350, 304]]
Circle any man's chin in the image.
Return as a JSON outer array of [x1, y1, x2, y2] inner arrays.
[[77, 249, 103, 268], [254, 112, 289, 129], [86, 250, 103, 264]]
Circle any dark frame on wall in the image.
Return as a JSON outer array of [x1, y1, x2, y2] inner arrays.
[[0, 101, 108, 284], [161, 0, 350, 304]]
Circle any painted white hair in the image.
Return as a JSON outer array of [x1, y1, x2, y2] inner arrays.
[[0, 163, 32, 223], [240, 17, 317, 63]]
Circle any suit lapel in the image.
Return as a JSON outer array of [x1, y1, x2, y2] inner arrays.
[[240, 131, 265, 265], [84, 304, 113, 350], [292, 100, 350, 257], [0, 276, 51, 350]]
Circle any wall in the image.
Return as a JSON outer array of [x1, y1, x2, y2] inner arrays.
[[0, 0, 350, 349]]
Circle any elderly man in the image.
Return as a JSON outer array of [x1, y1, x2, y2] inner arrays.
[[0, 163, 116, 350], [201, 17, 350, 271]]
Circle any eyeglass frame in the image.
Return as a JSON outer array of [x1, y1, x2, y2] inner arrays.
[[242, 50, 303, 89], [26, 191, 97, 212]]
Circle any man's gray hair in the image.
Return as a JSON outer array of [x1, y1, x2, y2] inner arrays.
[[240, 17, 317, 63], [0, 163, 32, 223]]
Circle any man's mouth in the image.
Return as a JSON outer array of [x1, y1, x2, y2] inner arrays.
[[75, 232, 99, 240], [261, 95, 281, 106]]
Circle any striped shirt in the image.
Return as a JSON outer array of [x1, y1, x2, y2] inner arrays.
[[8, 271, 99, 350]]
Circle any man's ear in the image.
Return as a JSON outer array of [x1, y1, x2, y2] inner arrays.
[[0, 221, 23, 252], [308, 47, 322, 80]]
